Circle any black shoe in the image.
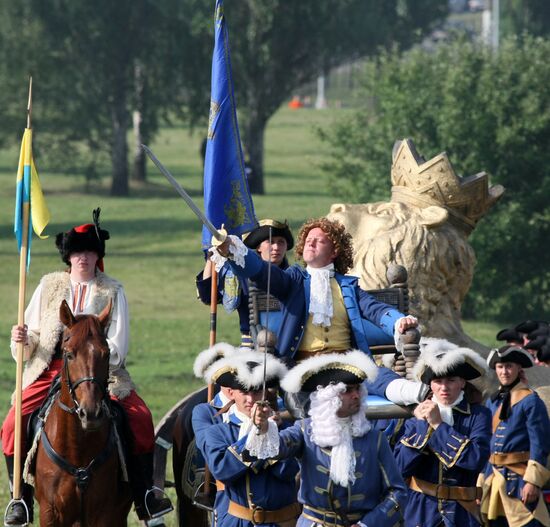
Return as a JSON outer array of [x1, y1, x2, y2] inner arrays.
[[135, 489, 173, 520], [4, 499, 31, 526]]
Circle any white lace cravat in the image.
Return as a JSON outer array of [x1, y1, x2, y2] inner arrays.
[[432, 391, 464, 426], [307, 264, 335, 327]]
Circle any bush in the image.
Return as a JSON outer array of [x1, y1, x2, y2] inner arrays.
[[320, 35, 550, 321]]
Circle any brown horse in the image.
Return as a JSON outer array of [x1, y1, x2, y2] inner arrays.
[[34, 299, 132, 526]]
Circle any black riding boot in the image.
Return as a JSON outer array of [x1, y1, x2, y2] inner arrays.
[[131, 452, 173, 521], [4, 454, 34, 526]]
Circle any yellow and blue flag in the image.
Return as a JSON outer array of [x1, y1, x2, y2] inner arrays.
[[202, 0, 257, 248], [14, 128, 50, 267]]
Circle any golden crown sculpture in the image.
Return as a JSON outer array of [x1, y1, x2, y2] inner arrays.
[[391, 139, 505, 233]]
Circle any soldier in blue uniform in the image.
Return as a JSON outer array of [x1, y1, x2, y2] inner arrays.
[[209, 217, 426, 406], [394, 341, 492, 527], [480, 345, 550, 527], [248, 350, 408, 527], [197, 219, 293, 348], [193, 350, 300, 526]]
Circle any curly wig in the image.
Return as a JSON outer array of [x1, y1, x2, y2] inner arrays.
[[294, 217, 354, 274]]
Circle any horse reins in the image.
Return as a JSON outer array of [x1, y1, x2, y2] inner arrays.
[[43, 346, 114, 526], [57, 344, 108, 416]]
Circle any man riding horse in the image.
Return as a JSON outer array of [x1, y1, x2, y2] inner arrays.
[[2, 209, 172, 525]]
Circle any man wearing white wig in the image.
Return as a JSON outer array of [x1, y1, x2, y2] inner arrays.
[[394, 341, 492, 527], [193, 350, 301, 527], [247, 350, 408, 527]]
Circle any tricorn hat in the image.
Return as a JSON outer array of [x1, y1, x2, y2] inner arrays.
[[487, 345, 534, 369], [243, 219, 294, 250], [203, 351, 288, 391], [413, 344, 487, 384], [55, 208, 109, 270], [193, 342, 239, 380], [515, 320, 548, 335], [496, 327, 523, 343], [281, 350, 378, 394]]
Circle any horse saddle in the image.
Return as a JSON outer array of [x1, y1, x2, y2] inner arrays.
[[25, 375, 131, 479]]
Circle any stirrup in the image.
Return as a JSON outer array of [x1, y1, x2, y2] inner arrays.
[[192, 480, 216, 512], [4, 498, 29, 527], [143, 486, 173, 519], [144, 518, 166, 527]]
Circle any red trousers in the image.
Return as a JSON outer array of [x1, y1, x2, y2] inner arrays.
[[1, 359, 154, 456]]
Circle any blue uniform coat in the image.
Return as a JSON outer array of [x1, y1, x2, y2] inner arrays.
[[394, 399, 492, 527], [194, 410, 299, 527], [236, 418, 408, 527], [481, 384, 550, 526]]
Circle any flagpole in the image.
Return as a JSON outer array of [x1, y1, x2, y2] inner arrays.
[[202, 261, 218, 498], [12, 76, 33, 501]]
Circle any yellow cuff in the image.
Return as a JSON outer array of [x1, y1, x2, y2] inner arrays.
[[523, 459, 550, 488]]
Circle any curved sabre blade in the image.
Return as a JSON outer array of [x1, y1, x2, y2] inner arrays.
[[141, 144, 226, 242]]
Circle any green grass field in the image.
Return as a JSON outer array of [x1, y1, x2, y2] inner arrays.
[[0, 107, 501, 525]]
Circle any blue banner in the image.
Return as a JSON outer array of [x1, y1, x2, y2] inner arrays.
[[202, 0, 257, 249]]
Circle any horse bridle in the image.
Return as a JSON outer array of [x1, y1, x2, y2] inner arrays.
[[57, 340, 108, 417], [41, 338, 114, 527]]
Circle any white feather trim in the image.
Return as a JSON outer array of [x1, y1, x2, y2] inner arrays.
[[193, 342, 239, 379], [203, 350, 288, 389], [413, 341, 488, 382], [281, 350, 378, 394]]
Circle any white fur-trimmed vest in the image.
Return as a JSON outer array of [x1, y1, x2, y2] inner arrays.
[[17, 271, 135, 402]]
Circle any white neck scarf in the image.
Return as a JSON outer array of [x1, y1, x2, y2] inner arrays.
[[233, 408, 254, 440], [307, 263, 335, 327], [432, 391, 464, 426], [309, 383, 371, 487]]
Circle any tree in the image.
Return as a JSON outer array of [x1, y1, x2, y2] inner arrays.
[[0, 0, 186, 195], [319, 35, 550, 321], [500, 0, 550, 37], [177, 0, 448, 194]]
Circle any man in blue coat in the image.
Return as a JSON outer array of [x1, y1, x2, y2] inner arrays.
[[197, 219, 293, 348], [480, 345, 550, 527], [248, 350, 409, 527], [193, 350, 300, 526], [394, 340, 492, 527], [209, 217, 425, 406]]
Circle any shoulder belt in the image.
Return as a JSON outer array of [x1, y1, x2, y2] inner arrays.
[[491, 387, 533, 433]]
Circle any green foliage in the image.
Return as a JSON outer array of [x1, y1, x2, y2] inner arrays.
[[500, 0, 550, 38], [320, 35, 550, 321]]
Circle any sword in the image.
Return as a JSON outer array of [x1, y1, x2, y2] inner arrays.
[[141, 144, 227, 243]]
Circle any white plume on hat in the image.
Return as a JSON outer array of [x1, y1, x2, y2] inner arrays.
[[412, 339, 488, 383], [203, 350, 288, 389], [193, 342, 239, 380], [281, 350, 378, 394]]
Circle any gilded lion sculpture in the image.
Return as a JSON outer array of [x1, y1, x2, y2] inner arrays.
[[328, 138, 550, 397]]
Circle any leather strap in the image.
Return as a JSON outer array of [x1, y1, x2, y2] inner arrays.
[[301, 504, 363, 527], [227, 500, 301, 525], [492, 387, 533, 432], [489, 451, 530, 466], [409, 476, 481, 501], [215, 480, 225, 492]]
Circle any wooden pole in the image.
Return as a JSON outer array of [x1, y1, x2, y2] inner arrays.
[[13, 77, 33, 500], [203, 260, 218, 496]]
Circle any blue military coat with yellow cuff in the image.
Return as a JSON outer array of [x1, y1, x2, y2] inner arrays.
[[193, 410, 299, 527], [236, 418, 408, 527], [481, 384, 550, 526], [394, 398, 492, 527], [226, 249, 403, 361]]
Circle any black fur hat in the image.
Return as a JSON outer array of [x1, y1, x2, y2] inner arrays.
[[55, 208, 110, 267]]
